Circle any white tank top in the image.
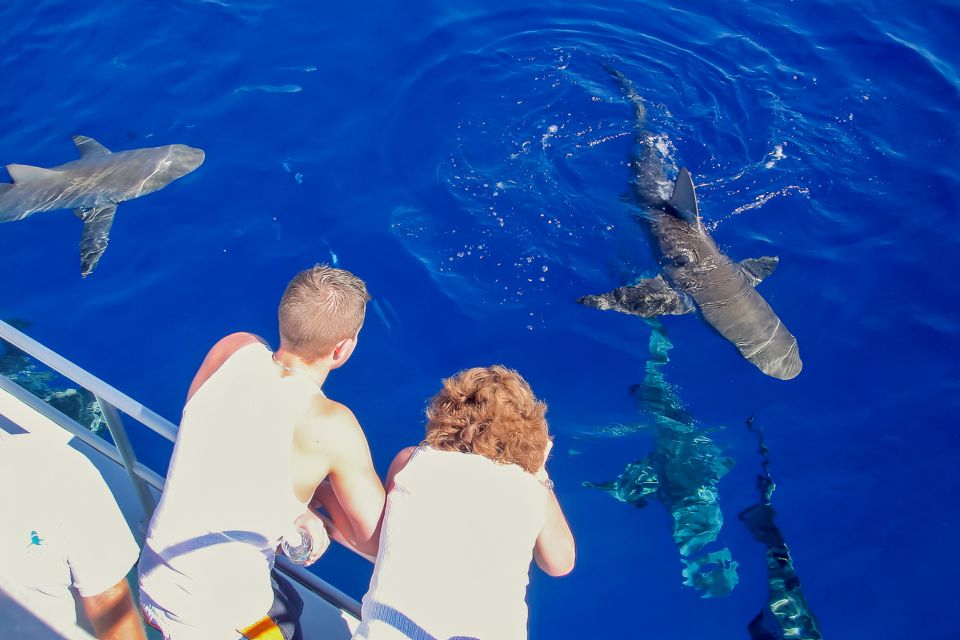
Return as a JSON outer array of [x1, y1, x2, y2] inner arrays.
[[140, 342, 318, 633], [355, 446, 548, 640]]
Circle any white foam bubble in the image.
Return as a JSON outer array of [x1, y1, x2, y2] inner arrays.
[[234, 84, 302, 94], [764, 143, 788, 169]]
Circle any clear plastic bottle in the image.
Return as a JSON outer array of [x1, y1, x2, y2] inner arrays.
[[281, 526, 313, 565]]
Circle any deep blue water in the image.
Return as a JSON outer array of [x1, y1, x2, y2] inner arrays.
[[1, 0, 958, 638]]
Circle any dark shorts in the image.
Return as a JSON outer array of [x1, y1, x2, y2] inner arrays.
[[241, 572, 304, 640]]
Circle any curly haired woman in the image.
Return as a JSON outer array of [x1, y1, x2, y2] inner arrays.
[[351, 365, 576, 640]]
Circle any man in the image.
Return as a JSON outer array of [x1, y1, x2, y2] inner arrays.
[[0, 432, 147, 639], [139, 265, 386, 640]]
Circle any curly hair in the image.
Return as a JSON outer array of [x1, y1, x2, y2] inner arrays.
[[424, 366, 550, 473]]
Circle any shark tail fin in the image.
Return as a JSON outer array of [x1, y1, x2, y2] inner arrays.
[[669, 167, 700, 225], [76, 205, 117, 277], [605, 64, 646, 128], [7, 164, 58, 183]]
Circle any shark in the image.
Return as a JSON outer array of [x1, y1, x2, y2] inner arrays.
[[578, 69, 801, 380], [0, 136, 205, 276], [584, 319, 739, 598], [740, 416, 823, 639]]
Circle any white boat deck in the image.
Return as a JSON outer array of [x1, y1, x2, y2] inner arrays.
[[0, 368, 361, 639]]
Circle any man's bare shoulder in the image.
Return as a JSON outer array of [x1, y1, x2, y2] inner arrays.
[[186, 332, 268, 402], [210, 332, 268, 357], [295, 395, 367, 454]]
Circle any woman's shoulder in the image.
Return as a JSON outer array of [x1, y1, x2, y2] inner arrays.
[[390, 446, 420, 475], [385, 446, 419, 492], [392, 446, 418, 468]]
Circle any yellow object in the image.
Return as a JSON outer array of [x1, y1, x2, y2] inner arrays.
[[240, 616, 284, 640]]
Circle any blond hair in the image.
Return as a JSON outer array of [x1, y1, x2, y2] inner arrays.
[[424, 366, 550, 473], [278, 265, 369, 361]]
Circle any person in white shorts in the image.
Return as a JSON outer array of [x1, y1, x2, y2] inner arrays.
[[0, 432, 146, 639], [139, 264, 386, 640]]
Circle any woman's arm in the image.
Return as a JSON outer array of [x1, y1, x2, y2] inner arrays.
[[532, 440, 576, 576], [533, 488, 576, 576]]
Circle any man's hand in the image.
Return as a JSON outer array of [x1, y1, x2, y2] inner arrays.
[[292, 509, 330, 566]]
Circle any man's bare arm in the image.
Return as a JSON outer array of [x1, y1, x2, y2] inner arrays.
[[79, 578, 146, 640], [310, 482, 377, 562], [312, 444, 418, 561], [311, 480, 358, 546], [306, 401, 385, 556]]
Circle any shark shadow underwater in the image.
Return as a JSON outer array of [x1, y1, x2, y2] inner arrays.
[[0, 135, 204, 276], [578, 69, 801, 380]]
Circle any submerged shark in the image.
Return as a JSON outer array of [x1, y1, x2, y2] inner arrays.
[[0, 136, 205, 276], [585, 319, 739, 598], [740, 417, 823, 639], [578, 70, 801, 380]]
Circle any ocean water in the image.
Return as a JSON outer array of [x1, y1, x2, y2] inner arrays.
[[1, 0, 957, 638]]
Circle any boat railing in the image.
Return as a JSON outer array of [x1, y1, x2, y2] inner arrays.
[[0, 319, 361, 619]]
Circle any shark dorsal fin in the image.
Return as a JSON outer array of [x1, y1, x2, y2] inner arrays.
[[6, 164, 58, 183], [668, 167, 700, 225], [73, 135, 111, 157]]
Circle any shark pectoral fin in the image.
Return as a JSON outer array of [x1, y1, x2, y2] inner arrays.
[[668, 167, 701, 226], [72, 135, 111, 157], [739, 256, 779, 286], [582, 480, 617, 492], [7, 164, 59, 183], [77, 205, 117, 277], [578, 274, 695, 318]]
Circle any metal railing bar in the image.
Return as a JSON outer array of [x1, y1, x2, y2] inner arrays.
[[96, 396, 158, 519], [0, 320, 178, 442], [132, 461, 166, 493], [276, 556, 361, 619]]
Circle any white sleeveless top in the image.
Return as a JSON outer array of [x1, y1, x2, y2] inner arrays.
[[139, 342, 318, 636], [354, 446, 548, 640]]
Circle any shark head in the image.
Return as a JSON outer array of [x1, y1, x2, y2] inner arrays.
[[132, 144, 205, 197], [165, 144, 206, 179]]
